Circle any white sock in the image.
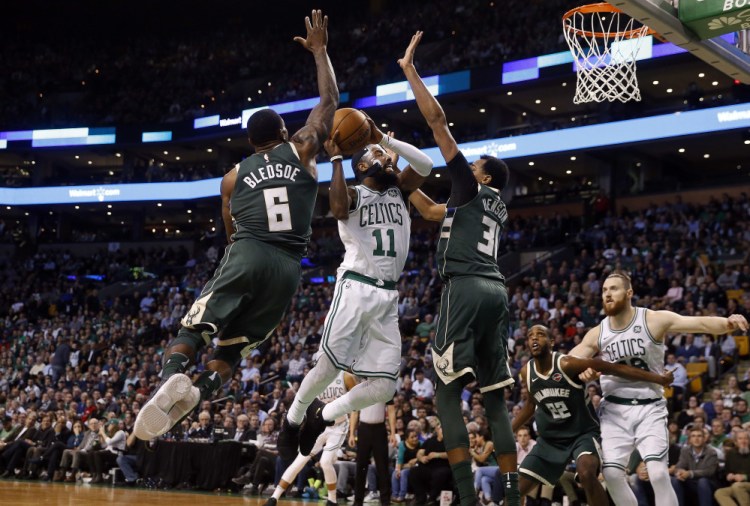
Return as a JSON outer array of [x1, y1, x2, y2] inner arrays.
[[271, 485, 284, 500], [287, 355, 339, 426]]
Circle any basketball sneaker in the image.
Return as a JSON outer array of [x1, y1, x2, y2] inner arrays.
[[299, 398, 333, 456], [133, 373, 198, 439], [277, 415, 302, 461], [262, 498, 277, 506]]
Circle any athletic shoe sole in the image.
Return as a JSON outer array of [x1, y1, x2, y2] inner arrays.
[[133, 374, 193, 439]]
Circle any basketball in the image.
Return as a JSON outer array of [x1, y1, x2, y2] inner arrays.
[[331, 108, 371, 156]]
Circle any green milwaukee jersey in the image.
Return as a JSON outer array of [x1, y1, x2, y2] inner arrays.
[[230, 142, 318, 258], [437, 184, 507, 281], [527, 352, 599, 440]]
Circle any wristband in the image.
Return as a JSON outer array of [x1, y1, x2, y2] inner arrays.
[[330, 155, 343, 163]]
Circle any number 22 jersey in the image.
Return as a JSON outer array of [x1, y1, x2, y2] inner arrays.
[[527, 352, 599, 440]]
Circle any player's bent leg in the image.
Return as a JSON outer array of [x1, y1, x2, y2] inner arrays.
[[576, 454, 608, 505], [645, 460, 679, 506], [162, 327, 210, 378], [483, 387, 520, 506], [299, 376, 395, 457], [602, 466, 638, 506], [287, 354, 341, 426], [322, 376, 396, 423], [280, 355, 341, 460]]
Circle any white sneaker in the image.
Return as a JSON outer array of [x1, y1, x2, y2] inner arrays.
[[134, 374, 196, 439], [364, 491, 380, 502]]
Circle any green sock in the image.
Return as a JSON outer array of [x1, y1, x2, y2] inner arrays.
[[501, 472, 520, 506], [450, 460, 476, 506], [162, 353, 190, 378], [194, 370, 223, 401]]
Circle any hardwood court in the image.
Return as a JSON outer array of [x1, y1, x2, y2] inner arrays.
[[0, 480, 312, 506]]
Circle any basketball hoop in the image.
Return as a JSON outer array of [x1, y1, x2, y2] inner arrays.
[[563, 3, 655, 103]]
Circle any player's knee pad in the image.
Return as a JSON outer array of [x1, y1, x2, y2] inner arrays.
[[644, 460, 670, 485], [482, 388, 515, 455], [320, 449, 337, 473], [173, 326, 210, 351], [213, 337, 255, 370]]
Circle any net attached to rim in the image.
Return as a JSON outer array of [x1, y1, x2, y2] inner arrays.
[[563, 3, 653, 103]]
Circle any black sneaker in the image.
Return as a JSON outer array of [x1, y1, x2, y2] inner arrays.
[[262, 499, 277, 506], [277, 415, 301, 461], [299, 398, 333, 456], [326, 501, 337, 506]]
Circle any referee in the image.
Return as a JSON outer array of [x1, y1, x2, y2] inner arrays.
[[349, 400, 397, 506]]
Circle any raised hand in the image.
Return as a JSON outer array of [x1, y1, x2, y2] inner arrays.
[[324, 137, 342, 159], [398, 31, 423, 70], [294, 9, 328, 53]]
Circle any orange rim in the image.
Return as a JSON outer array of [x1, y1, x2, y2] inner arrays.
[[563, 2, 656, 39]]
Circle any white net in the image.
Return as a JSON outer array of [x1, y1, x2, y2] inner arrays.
[[563, 6, 651, 103]]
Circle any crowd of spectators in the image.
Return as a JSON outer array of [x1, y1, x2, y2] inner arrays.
[[0, 191, 748, 503], [0, 0, 577, 129]]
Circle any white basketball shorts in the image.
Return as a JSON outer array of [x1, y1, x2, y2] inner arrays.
[[599, 398, 670, 471], [319, 275, 401, 380]]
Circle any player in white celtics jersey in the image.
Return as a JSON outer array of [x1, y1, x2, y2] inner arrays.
[[264, 370, 357, 506], [279, 121, 433, 460], [571, 271, 748, 506]]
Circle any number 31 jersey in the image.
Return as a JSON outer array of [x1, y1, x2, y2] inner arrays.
[[337, 185, 410, 283], [599, 306, 665, 400], [231, 142, 318, 259], [438, 184, 507, 282], [527, 352, 599, 440]]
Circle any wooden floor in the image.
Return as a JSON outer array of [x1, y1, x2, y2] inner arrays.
[[0, 480, 314, 505]]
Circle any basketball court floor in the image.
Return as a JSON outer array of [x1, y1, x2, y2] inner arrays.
[[0, 480, 311, 506]]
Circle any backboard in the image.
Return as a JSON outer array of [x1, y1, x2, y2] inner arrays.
[[606, 0, 750, 83]]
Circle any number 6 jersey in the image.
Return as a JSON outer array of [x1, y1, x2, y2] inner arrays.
[[527, 352, 599, 439], [230, 142, 318, 259], [599, 307, 665, 400], [337, 185, 411, 282]]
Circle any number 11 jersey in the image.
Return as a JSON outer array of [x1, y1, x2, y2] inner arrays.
[[527, 352, 599, 440], [337, 185, 411, 283]]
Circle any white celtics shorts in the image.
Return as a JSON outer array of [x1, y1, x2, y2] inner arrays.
[[320, 272, 401, 380], [599, 398, 670, 471], [311, 420, 349, 455]]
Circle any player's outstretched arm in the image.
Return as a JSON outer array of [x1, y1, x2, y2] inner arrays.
[[398, 31, 458, 165], [361, 117, 433, 192], [220, 168, 238, 243], [511, 366, 536, 433], [291, 10, 339, 171], [569, 326, 601, 359], [648, 310, 748, 337], [561, 356, 674, 386], [408, 190, 446, 222], [325, 138, 355, 220]]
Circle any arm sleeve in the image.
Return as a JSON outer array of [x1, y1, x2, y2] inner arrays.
[[446, 151, 479, 207], [379, 136, 432, 176]]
